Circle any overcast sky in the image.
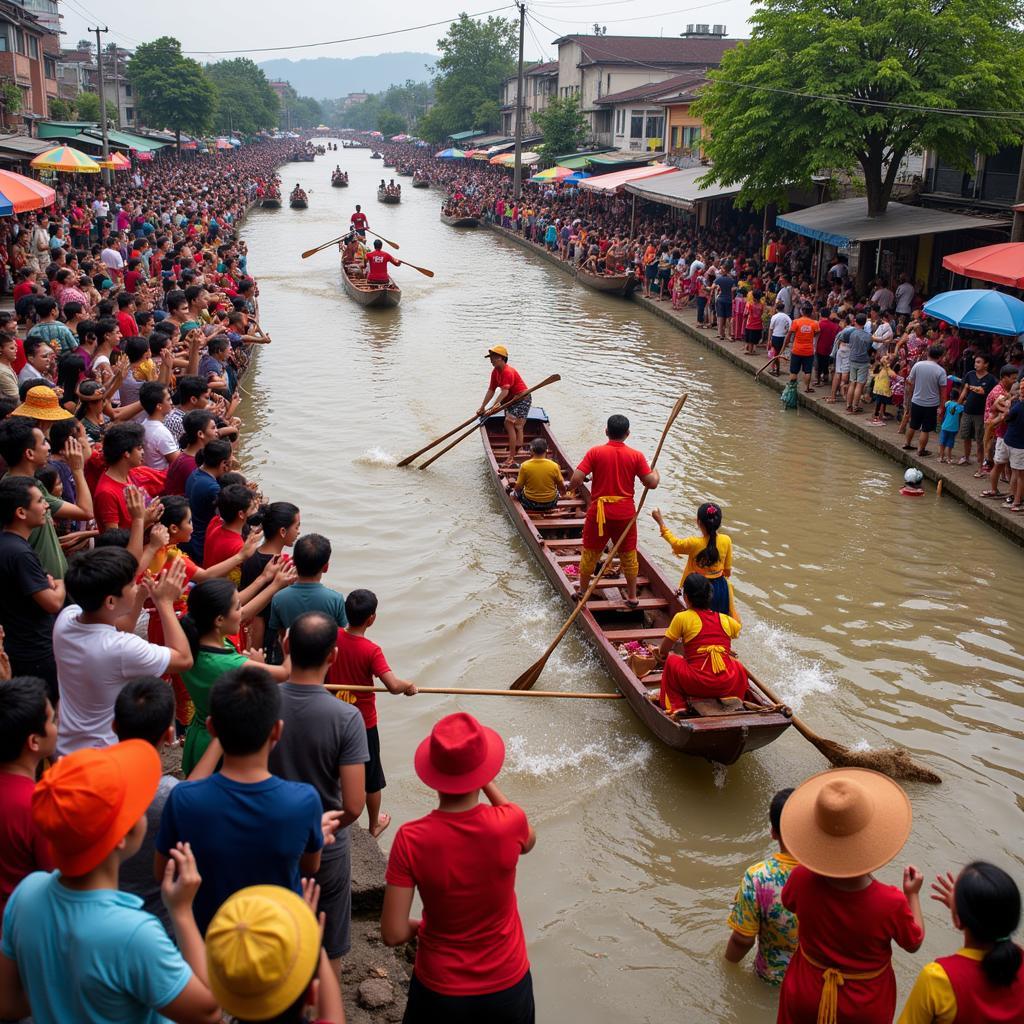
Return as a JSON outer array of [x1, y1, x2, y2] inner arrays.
[[60, 0, 753, 65]]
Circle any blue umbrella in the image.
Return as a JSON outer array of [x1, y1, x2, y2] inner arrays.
[[565, 172, 591, 184], [923, 289, 1024, 336]]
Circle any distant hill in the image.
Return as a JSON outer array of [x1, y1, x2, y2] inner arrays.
[[258, 52, 435, 100]]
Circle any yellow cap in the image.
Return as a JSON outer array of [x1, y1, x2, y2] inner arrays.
[[205, 886, 320, 1021], [486, 345, 509, 359]]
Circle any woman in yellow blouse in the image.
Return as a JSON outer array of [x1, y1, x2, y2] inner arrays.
[[897, 862, 1022, 1023], [652, 501, 734, 616]]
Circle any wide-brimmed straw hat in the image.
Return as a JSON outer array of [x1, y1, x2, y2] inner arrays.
[[13, 385, 72, 421], [780, 768, 912, 878], [414, 712, 504, 793]]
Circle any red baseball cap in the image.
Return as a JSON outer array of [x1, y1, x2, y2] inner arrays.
[[32, 740, 161, 876], [414, 713, 505, 793]]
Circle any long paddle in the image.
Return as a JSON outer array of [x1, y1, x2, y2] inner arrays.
[[301, 234, 344, 259], [400, 261, 435, 278], [747, 670, 941, 784], [511, 393, 688, 691], [398, 373, 561, 468], [326, 685, 622, 700], [368, 229, 400, 249]]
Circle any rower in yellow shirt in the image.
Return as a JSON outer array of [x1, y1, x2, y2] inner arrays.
[[652, 502, 735, 616], [511, 437, 566, 511]]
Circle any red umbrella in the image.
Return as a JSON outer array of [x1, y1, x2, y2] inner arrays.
[[942, 243, 1024, 288], [0, 169, 55, 215]]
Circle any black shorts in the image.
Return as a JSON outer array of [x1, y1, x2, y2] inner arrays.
[[365, 724, 386, 793], [815, 352, 832, 375], [316, 847, 352, 959], [909, 401, 938, 432], [789, 353, 814, 375], [404, 970, 535, 1024], [744, 327, 762, 345]]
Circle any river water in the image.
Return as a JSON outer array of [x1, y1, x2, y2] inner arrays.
[[238, 149, 1024, 1022]]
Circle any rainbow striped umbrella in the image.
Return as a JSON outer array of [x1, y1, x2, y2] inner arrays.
[[530, 165, 574, 182], [30, 145, 101, 173], [0, 169, 55, 215], [98, 151, 131, 171]]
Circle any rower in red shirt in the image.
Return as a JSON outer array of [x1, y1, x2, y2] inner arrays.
[[567, 414, 659, 607], [365, 239, 401, 288], [350, 204, 369, 240], [477, 345, 531, 469]]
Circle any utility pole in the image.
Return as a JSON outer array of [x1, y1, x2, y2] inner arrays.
[[90, 26, 110, 185], [512, 0, 525, 201]]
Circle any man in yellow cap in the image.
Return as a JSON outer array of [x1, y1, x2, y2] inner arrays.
[[206, 883, 344, 1023], [477, 345, 531, 468]]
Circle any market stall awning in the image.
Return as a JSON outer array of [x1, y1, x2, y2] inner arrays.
[[587, 152, 663, 167], [449, 129, 484, 142], [776, 198, 1008, 248], [83, 129, 166, 152], [0, 134, 61, 160], [36, 121, 96, 140], [623, 165, 742, 210], [578, 163, 678, 194], [555, 154, 593, 170], [941, 243, 1024, 288]]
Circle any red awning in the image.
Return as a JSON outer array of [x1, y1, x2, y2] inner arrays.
[[943, 243, 1024, 289], [578, 164, 678, 194]]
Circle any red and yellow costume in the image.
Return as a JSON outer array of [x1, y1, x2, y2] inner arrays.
[[577, 440, 651, 579], [659, 608, 747, 711]]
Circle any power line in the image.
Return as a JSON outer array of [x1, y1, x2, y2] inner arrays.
[[180, 5, 516, 57], [533, 0, 732, 26]]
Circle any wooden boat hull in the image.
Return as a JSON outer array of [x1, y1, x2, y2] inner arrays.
[[397, 168, 413, 176], [480, 410, 792, 763], [440, 213, 479, 228], [331, 179, 348, 187], [260, 198, 281, 208], [377, 192, 401, 204], [370, 153, 382, 159], [341, 264, 401, 308], [576, 268, 637, 297], [289, 199, 308, 209], [411, 178, 429, 188]]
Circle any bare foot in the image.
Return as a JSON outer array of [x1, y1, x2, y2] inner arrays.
[[370, 812, 391, 839]]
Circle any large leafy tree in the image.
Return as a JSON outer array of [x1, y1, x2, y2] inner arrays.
[[74, 92, 118, 125], [535, 95, 588, 163], [419, 13, 517, 142], [207, 58, 279, 135], [127, 36, 216, 145], [696, 0, 1024, 215]]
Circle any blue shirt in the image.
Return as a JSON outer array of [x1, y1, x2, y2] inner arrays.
[[156, 772, 323, 934], [184, 468, 219, 561], [1004, 400, 1024, 449], [941, 400, 965, 433], [268, 581, 347, 634], [1, 871, 191, 1024]]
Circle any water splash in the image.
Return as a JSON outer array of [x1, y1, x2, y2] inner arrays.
[[743, 619, 836, 711], [504, 733, 651, 785], [354, 447, 397, 467]]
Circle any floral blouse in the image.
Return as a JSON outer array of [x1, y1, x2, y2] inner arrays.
[[727, 852, 799, 984]]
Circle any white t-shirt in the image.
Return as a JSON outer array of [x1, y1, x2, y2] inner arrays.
[[54, 606, 171, 755], [769, 311, 792, 339], [776, 286, 793, 314], [871, 320, 894, 349], [100, 247, 125, 272], [142, 418, 178, 470], [92, 199, 109, 219]]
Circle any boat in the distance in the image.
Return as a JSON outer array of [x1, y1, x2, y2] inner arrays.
[[377, 187, 401, 204], [411, 176, 430, 188], [289, 188, 308, 209], [340, 261, 401, 308], [575, 266, 637, 297], [480, 409, 792, 764], [331, 170, 348, 187], [260, 193, 281, 209], [440, 212, 479, 228], [370, 151, 382, 159]]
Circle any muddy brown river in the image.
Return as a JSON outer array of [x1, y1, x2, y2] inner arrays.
[[235, 146, 1024, 1022]]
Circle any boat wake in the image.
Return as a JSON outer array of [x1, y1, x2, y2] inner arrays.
[[504, 734, 651, 785], [354, 446, 397, 467], [743, 619, 837, 711]]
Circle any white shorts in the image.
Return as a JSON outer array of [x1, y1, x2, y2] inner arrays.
[[995, 437, 1010, 464], [1007, 444, 1024, 472], [835, 350, 850, 374]]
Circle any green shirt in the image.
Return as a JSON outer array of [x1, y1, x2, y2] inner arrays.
[[181, 642, 247, 774], [267, 581, 347, 634], [27, 322, 78, 354]]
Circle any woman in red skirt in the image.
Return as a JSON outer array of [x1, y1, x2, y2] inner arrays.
[[777, 768, 925, 1024], [654, 573, 748, 713]]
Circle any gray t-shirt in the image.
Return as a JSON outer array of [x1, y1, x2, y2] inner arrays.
[[908, 360, 948, 408], [843, 326, 873, 364], [119, 773, 179, 934], [268, 683, 369, 860]]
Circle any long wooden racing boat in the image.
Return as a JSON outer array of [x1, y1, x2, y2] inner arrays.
[[411, 177, 429, 188], [576, 266, 637, 297], [440, 212, 479, 228], [481, 409, 792, 763], [340, 262, 401, 308], [377, 189, 401, 204]]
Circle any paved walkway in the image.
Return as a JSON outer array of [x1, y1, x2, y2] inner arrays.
[[488, 222, 1024, 547]]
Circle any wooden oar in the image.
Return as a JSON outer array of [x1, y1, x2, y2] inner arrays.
[[368, 229, 400, 249], [326, 684, 623, 700], [748, 670, 941, 784], [400, 261, 435, 278], [301, 234, 344, 259], [398, 373, 561, 468], [511, 393, 688, 691], [753, 350, 782, 379]]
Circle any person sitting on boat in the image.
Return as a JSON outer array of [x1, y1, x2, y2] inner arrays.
[[568, 414, 659, 608], [652, 502, 735, 616], [653, 573, 748, 713], [511, 437, 566, 511], [340, 231, 363, 269], [351, 205, 369, 239], [477, 345, 532, 470], [365, 239, 401, 289]]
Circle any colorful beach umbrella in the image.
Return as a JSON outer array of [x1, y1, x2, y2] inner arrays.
[[98, 152, 131, 171], [0, 169, 55, 216], [941, 243, 1024, 289], [30, 145, 100, 174], [922, 289, 1024, 337], [565, 172, 591, 184], [435, 148, 466, 159], [530, 165, 575, 182], [214, 139, 233, 151], [390, 133, 409, 141], [491, 152, 541, 167]]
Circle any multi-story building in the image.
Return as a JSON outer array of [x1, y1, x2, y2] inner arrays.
[[500, 61, 558, 136], [56, 45, 136, 127], [0, 0, 58, 126], [552, 27, 738, 146]]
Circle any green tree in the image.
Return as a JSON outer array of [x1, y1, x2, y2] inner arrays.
[[0, 81, 19, 129], [535, 95, 588, 163], [696, 0, 1024, 216], [127, 36, 216, 146], [47, 97, 76, 120], [421, 13, 517, 142], [377, 110, 407, 136], [73, 91, 118, 124], [207, 58, 279, 136]]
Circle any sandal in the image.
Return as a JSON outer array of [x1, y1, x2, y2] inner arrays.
[[918, 450, 933, 458], [901, 444, 915, 451], [957, 457, 970, 465], [980, 490, 1003, 498]]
